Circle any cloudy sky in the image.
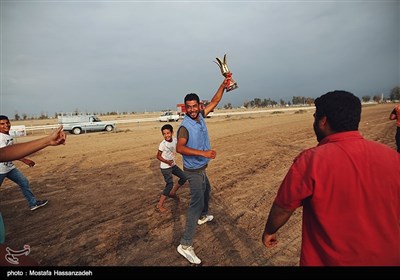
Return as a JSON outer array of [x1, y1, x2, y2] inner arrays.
[[1, 0, 399, 117]]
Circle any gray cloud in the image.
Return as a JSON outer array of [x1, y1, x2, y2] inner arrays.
[[1, 1, 399, 117]]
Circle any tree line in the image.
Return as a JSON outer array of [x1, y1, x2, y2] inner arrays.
[[12, 86, 400, 120], [223, 86, 400, 109]]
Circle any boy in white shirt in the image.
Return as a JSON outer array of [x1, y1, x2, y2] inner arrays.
[[0, 115, 48, 211], [156, 124, 187, 213]]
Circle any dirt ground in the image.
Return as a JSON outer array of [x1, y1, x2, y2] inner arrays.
[[0, 103, 397, 267]]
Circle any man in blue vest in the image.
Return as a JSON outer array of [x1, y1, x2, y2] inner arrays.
[[176, 77, 230, 264]]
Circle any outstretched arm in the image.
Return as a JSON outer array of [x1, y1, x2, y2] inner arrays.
[[204, 76, 230, 117], [262, 203, 295, 248], [0, 126, 66, 162]]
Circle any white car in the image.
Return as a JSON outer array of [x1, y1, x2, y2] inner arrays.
[[58, 115, 115, 135], [158, 112, 180, 122]]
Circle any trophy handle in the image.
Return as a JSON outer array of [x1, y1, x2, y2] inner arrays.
[[215, 57, 230, 74], [214, 54, 238, 92], [214, 58, 223, 67]]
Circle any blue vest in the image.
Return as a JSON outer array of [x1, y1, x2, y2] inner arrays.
[[180, 114, 211, 169]]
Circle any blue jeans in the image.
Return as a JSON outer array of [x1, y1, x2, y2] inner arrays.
[[0, 168, 36, 207], [180, 170, 211, 247], [160, 165, 187, 196]]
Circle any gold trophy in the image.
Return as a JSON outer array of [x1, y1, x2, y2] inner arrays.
[[214, 54, 238, 92]]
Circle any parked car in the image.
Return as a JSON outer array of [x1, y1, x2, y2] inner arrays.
[[58, 114, 115, 135], [158, 111, 180, 122]]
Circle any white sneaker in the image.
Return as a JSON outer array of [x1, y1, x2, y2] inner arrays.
[[198, 214, 214, 225], [177, 244, 201, 264]]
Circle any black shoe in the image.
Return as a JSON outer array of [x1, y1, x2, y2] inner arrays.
[[30, 200, 48, 211]]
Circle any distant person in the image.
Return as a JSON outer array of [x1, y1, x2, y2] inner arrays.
[[176, 76, 230, 265], [389, 104, 400, 153], [262, 91, 400, 266], [0, 115, 48, 211], [155, 124, 187, 213], [0, 126, 66, 162]]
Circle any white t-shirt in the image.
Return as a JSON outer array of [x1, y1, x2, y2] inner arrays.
[[158, 137, 177, 169], [0, 133, 16, 174]]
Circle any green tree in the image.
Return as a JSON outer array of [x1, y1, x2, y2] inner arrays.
[[224, 103, 232, 109], [243, 97, 279, 108], [390, 86, 400, 101], [292, 96, 312, 105], [361, 95, 371, 102], [39, 112, 48, 119], [305, 97, 315, 105]]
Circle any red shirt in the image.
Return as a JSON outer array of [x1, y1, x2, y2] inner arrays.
[[275, 131, 400, 266]]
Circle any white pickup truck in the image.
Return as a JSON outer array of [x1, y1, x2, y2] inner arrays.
[[158, 111, 180, 122], [58, 115, 116, 135]]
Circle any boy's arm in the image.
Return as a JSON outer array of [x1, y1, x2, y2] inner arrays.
[[156, 150, 174, 166]]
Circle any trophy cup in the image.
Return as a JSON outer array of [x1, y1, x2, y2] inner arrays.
[[214, 54, 238, 92]]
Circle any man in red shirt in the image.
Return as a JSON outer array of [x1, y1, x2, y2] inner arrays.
[[389, 104, 400, 153], [262, 90, 400, 266]]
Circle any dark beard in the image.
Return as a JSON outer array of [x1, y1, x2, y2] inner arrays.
[[313, 121, 324, 142]]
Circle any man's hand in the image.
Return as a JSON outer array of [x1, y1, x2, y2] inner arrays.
[[203, 150, 216, 159], [262, 231, 278, 248], [262, 203, 294, 249], [224, 72, 232, 90], [49, 126, 66, 146]]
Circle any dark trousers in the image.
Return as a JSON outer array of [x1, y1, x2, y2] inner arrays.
[[396, 127, 400, 153], [160, 165, 187, 196], [180, 170, 211, 246]]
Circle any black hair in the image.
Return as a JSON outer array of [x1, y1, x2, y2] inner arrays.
[[0, 115, 9, 121], [184, 93, 200, 104], [161, 124, 173, 133], [314, 90, 361, 132]]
